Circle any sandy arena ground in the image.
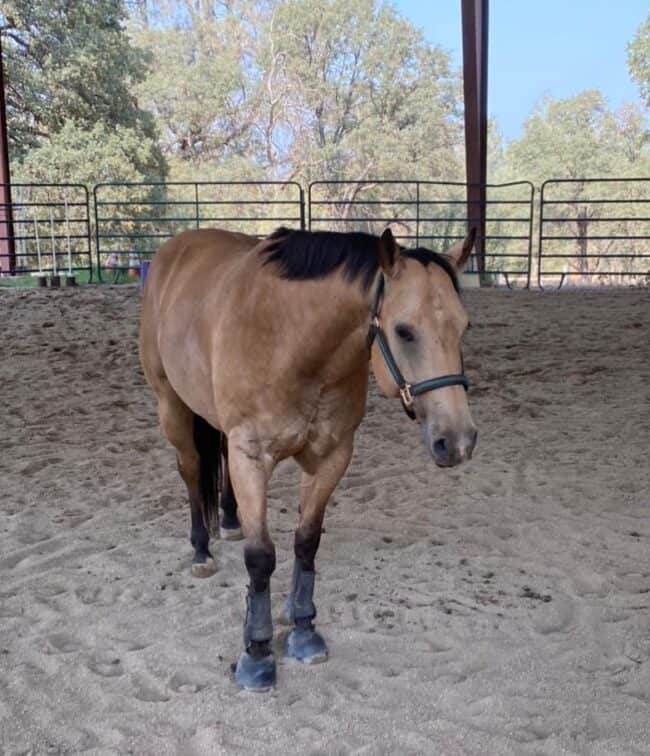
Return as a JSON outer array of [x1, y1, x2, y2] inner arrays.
[[0, 285, 649, 756]]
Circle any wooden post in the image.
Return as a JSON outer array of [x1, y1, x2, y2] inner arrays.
[[461, 0, 489, 280], [0, 31, 15, 275]]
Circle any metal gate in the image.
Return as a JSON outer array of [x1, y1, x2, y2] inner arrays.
[[93, 181, 305, 280], [308, 180, 535, 287], [5, 177, 647, 288], [0, 183, 92, 282], [538, 178, 650, 288]]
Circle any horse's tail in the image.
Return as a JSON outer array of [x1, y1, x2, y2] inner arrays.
[[193, 414, 222, 532]]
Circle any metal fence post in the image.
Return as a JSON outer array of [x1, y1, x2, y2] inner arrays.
[[415, 182, 420, 247]]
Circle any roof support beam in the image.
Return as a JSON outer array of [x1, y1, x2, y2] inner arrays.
[[0, 32, 16, 275], [461, 0, 489, 278]]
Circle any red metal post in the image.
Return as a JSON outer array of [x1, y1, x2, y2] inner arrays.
[[461, 0, 489, 278], [0, 31, 16, 275]]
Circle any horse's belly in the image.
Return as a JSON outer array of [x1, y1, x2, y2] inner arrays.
[[158, 323, 217, 422]]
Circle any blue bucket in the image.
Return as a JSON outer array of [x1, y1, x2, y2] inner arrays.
[[140, 260, 151, 291]]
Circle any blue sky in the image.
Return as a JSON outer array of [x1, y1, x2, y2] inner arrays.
[[393, 0, 648, 142]]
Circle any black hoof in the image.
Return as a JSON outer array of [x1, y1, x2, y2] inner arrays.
[[234, 651, 276, 691], [286, 626, 328, 664]]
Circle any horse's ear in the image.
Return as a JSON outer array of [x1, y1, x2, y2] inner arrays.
[[378, 228, 399, 277], [447, 227, 477, 271]]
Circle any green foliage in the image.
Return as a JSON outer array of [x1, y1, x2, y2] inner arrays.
[[133, 4, 256, 167], [268, 0, 462, 183], [2, 0, 165, 182], [16, 120, 165, 184], [133, 0, 463, 183], [502, 92, 649, 282], [2, 0, 648, 243], [503, 91, 648, 186], [628, 13, 650, 108]]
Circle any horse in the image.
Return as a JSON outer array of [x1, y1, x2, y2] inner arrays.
[[139, 225, 478, 690]]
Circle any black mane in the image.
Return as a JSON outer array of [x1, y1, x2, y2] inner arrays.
[[262, 227, 459, 292], [401, 247, 460, 292]]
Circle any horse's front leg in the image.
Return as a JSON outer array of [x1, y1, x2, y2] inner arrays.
[[287, 437, 354, 664], [227, 433, 277, 691]]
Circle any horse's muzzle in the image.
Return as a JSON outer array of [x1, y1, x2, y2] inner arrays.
[[427, 427, 478, 467]]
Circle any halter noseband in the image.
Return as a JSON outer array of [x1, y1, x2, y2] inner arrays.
[[367, 274, 468, 421]]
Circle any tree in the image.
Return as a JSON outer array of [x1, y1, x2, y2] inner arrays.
[[503, 91, 647, 185], [1, 0, 165, 182], [266, 0, 462, 184], [132, 1, 259, 174], [503, 91, 649, 281], [18, 121, 165, 185], [133, 0, 463, 185], [628, 12, 650, 108]]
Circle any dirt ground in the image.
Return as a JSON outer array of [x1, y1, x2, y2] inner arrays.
[[0, 285, 649, 756]]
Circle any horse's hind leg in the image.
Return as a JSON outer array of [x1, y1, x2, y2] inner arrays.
[[156, 383, 218, 578], [219, 438, 243, 541], [286, 437, 354, 664]]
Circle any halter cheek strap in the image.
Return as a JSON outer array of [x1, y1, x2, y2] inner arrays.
[[367, 275, 468, 421]]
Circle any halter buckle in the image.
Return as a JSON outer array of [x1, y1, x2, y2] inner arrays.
[[399, 383, 414, 408]]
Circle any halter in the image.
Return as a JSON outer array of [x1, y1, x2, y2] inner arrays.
[[367, 274, 468, 421]]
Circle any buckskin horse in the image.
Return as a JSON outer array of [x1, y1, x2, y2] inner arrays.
[[139, 225, 478, 690]]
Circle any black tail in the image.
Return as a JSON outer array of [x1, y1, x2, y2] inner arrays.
[[193, 414, 223, 531]]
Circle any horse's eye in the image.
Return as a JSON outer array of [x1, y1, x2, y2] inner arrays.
[[395, 324, 415, 343]]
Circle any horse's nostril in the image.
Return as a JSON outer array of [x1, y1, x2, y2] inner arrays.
[[433, 437, 448, 458]]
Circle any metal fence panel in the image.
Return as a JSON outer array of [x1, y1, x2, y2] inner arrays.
[[538, 178, 650, 288], [308, 180, 534, 287], [94, 181, 305, 280], [0, 184, 92, 282], [4, 177, 648, 288]]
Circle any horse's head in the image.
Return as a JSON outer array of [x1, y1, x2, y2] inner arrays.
[[370, 228, 477, 467]]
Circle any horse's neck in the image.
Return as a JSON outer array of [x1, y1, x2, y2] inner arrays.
[[260, 274, 372, 385]]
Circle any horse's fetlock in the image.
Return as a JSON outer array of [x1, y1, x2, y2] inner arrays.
[[289, 560, 317, 622]]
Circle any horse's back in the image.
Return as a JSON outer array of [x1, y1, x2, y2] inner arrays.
[[146, 228, 257, 296], [142, 227, 258, 318]]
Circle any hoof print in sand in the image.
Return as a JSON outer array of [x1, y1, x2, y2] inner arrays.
[[168, 672, 207, 694], [44, 633, 84, 655], [131, 675, 171, 703], [87, 656, 123, 678]]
